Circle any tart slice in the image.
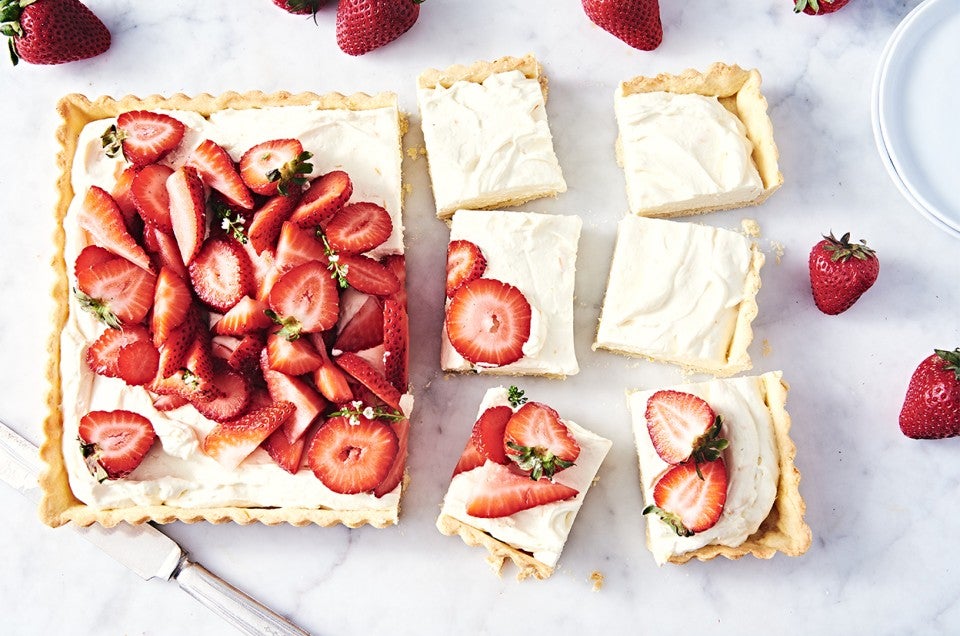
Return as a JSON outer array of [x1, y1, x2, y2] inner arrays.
[[437, 386, 612, 580]]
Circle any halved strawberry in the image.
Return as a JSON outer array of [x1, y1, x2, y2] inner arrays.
[[110, 166, 142, 233], [151, 267, 192, 346], [382, 298, 408, 392], [131, 164, 174, 232], [268, 260, 340, 336], [645, 390, 727, 466], [445, 278, 531, 367], [249, 191, 300, 255], [309, 336, 354, 404], [102, 111, 185, 166], [336, 253, 400, 296], [179, 333, 218, 401], [381, 254, 406, 306], [324, 202, 392, 254], [227, 333, 265, 375], [262, 424, 310, 474], [142, 225, 188, 279], [76, 257, 157, 327], [190, 362, 252, 422], [446, 240, 486, 298], [335, 294, 383, 353], [149, 392, 189, 412], [156, 311, 199, 378], [274, 221, 327, 274], [335, 352, 403, 411], [74, 245, 116, 280], [239, 139, 312, 196], [374, 417, 409, 497], [260, 349, 327, 442], [166, 166, 206, 266], [213, 296, 272, 335], [202, 401, 295, 470], [504, 402, 580, 480], [78, 410, 157, 480], [266, 332, 323, 375], [307, 416, 399, 494], [85, 324, 158, 386], [189, 237, 254, 313], [471, 405, 513, 467], [644, 459, 728, 536], [77, 186, 152, 272], [289, 170, 353, 227], [464, 462, 579, 518], [452, 441, 485, 478], [188, 139, 254, 209]]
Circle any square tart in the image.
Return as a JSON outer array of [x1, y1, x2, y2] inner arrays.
[[417, 54, 567, 220], [615, 62, 782, 218], [42, 91, 409, 528]]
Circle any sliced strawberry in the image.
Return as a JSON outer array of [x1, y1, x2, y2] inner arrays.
[[260, 349, 327, 442], [374, 417, 409, 497], [453, 440, 485, 478], [156, 311, 198, 378], [132, 164, 174, 232], [335, 294, 383, 353], [325, 202, 392, 254], [211, 334, 241, 361], [289, 170, 353, 227], [115, 338, 162, 387], [110, 166, 142, 233], [381, 297, 408, 392], [471, 405, 513, 466], [334, 352, 402, 411], [102, 111, 185, 166], [85, 324, 158, 385], [150, 392, 189, 412], [151, 267, 192, 346], [213, 296, 272, 335], [202, 401, 295, 470], [268, 260, 340, 336], [166, 166, 206, 266], [189, 236, 254, 312], [274, 221, 327, 274], [644, 459, 728, 536], [337, 254, 400, 296], [266, 332, 323, 375], [227, 333, 266, 375], [76, 257, 157, 327], [307, 416, 399, 494], [446, 240, 487, 298], [142, 225, 188, 279], [262, 424, 310, 474], [381, 254, 407, 306], [179, 333, 218, 401], [239, 139, 312, 196], [191, 362, 252, 422], [464, 462, 579, 518], [77, 186, 152, 272], [78, 410, 156, 480], [74, 245, 115, 280], [248, 191, 300, 255], [504, 402, 580, 480], [188, 139, 254, 209], [445, 278, 531, 367], [309, 337, 354, 404], [645, 390, 726, 466]]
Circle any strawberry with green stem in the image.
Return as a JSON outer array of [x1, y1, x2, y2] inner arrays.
[[1, 0, 110, 66], [899, 348, 960, 440], [808, 231, 879, 315]]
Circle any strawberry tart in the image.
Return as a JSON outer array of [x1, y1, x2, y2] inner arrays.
[[417, 54, 567, 220], [441, 209, 581, 378], [593, 215, 764, 376], [627, 371, 810, 565], [437, 386, 611, 580], [41, 91, 412, 528], [615, 63, 782, 218]]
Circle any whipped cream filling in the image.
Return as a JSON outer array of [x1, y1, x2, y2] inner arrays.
[[627, 373, 780, 565], [418, 70, 566, 216], [439, 387, 612, 568], [440, 209, 580, 377], [615, 90, 763, 216], [594, 216, 761, 370], [62, 103, 408, 510]]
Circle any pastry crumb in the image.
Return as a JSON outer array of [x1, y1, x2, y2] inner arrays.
[[761, 339, 772, 357], [402, 182, 413, 200], [740, 218, 761, 238], [405, 146, 427, 160], [770, 240, 785, 264], [589, 570, 604, 591]]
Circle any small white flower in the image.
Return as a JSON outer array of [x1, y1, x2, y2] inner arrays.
[[220, 218, 230, 230], [328, 253, 339, 263], [362, 406, 375, 420], [348, 415, 360, 426], [236, 215, 246, 225], [351, 400, 363, 409]]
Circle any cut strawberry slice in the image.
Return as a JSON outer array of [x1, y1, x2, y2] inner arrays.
[[452, 440, 485, 478], [268, 260, 340, 336], [79, 410, 157, 480], [142, 225, 188, 280], [102, 111, 185, 166], [325, 202, 392, 254], [151, 266, 192, 346], [110, 166, 142, 233], [260, 350, 327, 442], [188, 139, 254, 209], [156, 311, 199, 378], [382, 297, 408, 392], [307, 416, 399, 495], [262, 424, 310, 474], [374, 417, 409, 497], [77, 185, 152, 272], [645, 390, 727, 466], [85, 324, 158, 386], [74, 245, 116, 280], [189, 236, 254, 313], [150, 392, 188, 412], [289, 170, 353, 227], [445, 278, 531, 367], [240, 139, 312, 196], [202, 401, 295, 470], [644, 459, 728, 536], [166, 166, 206, 266], [227, 333, 266, 375], [266, 332, 323, 375], [213, 296, 272, 335], [248, 191, 301, 255], [464, 462, 579, 518], [446, 239, 486, 298], [335, 352, 402, 411], [381, 254, 406, 306], [274, 221, 327, 274], [178, 333, 218, 401], [131, 164, 174, 232], [191, 362, 252, 422], [472, 405, 513, 466], [335, 294, 383, 353], [76, 257, 157, 327], [504, 402, 580, 480], [336, 253, 400, 296], [309, 336, 354, 404]]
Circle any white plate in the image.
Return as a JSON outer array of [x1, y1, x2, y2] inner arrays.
[[872, 0, 960, 238]]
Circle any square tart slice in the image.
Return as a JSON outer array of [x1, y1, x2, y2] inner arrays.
[[593, 216, 764, 377], [615, 62, 782, 218], [437, 386, 612, 580], [441, 209, 581, 378], [627, 371, 811, 565], [43, 91, 412, 528], [417, 54, 567, 220]]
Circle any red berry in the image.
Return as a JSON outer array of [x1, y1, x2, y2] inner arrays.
[[445, 278, 531, 367], [899, 348, 960, 439]]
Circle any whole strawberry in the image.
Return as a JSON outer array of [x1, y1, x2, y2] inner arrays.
[[1, 0, 110, 66], [582, 0, 662, 52], [794, 0, 850, 15], [808, 231, 879, 315], [272, 0, 324, 16], [899, 348, 960, 439], [336, 0, 422, 56]]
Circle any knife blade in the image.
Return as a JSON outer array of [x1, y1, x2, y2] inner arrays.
[[0, 419, 310, 636]]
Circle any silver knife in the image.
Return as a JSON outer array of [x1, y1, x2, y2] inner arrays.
[[0, 419, 311, 636]]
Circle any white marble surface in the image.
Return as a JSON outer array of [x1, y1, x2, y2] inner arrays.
[[2, 0, 958, 634]]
